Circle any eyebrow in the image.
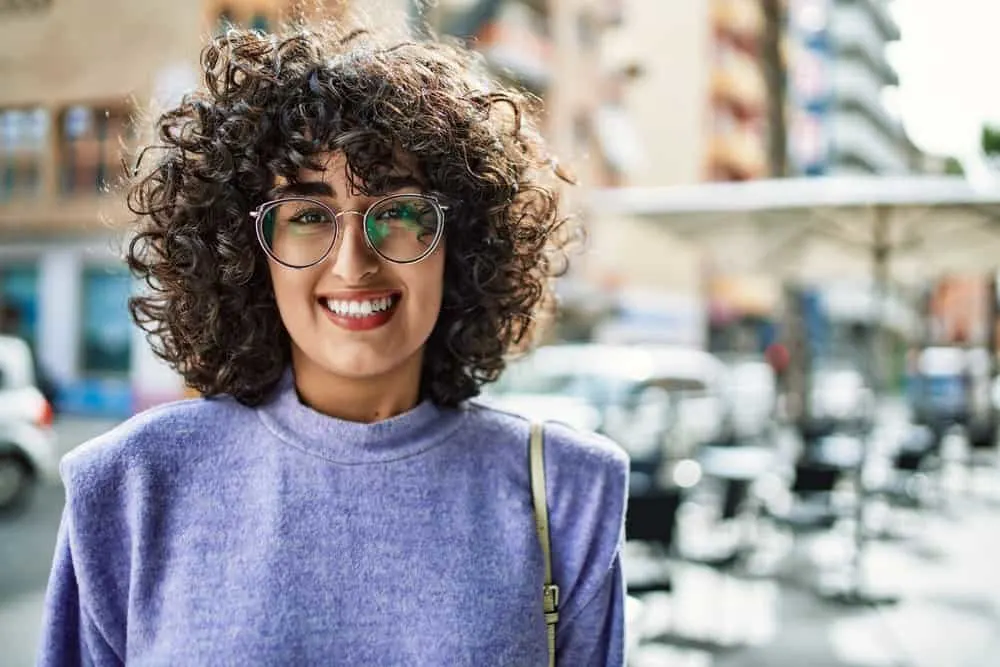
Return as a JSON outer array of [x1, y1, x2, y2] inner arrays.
[[270, 175, 426, 201], [272, 181, 335, 198]]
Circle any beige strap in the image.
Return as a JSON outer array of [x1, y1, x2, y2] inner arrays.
[[530, 421, 559, 667]]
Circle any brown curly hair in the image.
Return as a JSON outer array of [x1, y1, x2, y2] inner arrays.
[[126, 22, 578, 408]]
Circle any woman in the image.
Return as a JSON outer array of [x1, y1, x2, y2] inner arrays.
[[38, 21, 628, 666]]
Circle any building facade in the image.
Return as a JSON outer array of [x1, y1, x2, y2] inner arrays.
[[420, 0, 633, 195], [600, 0, 769, 187], [1, 0, 205, 415], [0, 0, 417, 414], [786, 0, 911, 175], [2, 0, 622, 414]]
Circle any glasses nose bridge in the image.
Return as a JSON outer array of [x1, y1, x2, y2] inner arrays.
[[328, 206, 376, 262], [333, 208, 368, 222], [330, 208, 370, 252]]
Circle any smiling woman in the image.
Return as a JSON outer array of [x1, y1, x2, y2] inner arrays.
[[36, 18, 630, 667], [123, 24, 578, 411]]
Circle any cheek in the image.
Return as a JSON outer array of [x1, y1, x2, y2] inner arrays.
[[419, 254, 446, 309], [400, 255, 445, 324], [268, 265, 317, 324]]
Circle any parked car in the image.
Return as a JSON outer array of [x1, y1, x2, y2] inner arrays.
[[481, 343, 732, 489], [802, 361, 875, 438], [909, 346, 997, 450], [0, 335, 58, 511], [719, 354, 778, 442]]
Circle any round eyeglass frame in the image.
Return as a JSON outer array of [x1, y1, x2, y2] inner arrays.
[[250, 193, 448, 269]]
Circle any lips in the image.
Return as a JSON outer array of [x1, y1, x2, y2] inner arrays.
[[318, 291, 401, 332]]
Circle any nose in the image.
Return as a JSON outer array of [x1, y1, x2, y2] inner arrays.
[[328, 211, 380, 282]]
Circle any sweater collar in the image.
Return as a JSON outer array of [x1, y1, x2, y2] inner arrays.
[[256, 369, 463, 464]]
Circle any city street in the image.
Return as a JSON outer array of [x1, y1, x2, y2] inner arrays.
[[0, 418, 118, 667], [0, 483, 63, 667], [3, 1, 1000, 666], [628, 490, 1000, 667]]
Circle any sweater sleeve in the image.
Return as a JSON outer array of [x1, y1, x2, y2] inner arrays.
[[36, 508, 123, 667], [537, 420, 630, 667], [555, 554, 626, 667]]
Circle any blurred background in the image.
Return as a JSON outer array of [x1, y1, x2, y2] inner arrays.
[[3, 0, 1000, 665]]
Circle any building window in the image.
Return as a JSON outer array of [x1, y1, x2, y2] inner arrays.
[[80, 267, 132, 375], [0, 108, 48, 201], [0, 0, 53, 14], [59, 104, 133, 195], [0, 264, 39, 351]]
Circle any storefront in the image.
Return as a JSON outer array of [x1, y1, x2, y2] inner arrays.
[[0, 238, 184, 417]]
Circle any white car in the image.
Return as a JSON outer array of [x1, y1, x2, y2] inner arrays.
[[476, 393, 603, 433], [484, 343, 731, 459], [721, 356, 778, 440], [808, 364, 875, 429], [0, 335, 59, 511]]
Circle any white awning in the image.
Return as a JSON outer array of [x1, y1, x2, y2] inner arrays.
[[587, 175, 1000, 284]]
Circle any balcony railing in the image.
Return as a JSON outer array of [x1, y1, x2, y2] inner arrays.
[[711, 0, 765, 47], [828, 4, 898, 85], [711, 47, 768, 117], [841, 0, 900, 42], [0, 191, 129, 235], [830, 59, 903, 139], [708, 126, 768, 180], [829, 109, 908, 173]]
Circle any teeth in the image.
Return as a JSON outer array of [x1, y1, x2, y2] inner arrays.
[[323, 296, 396, 317]]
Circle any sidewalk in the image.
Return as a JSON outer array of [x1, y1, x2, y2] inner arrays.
[[629, 455, 1000, 666], [51, 416, 122, 458], [0, 590, 46, 667]]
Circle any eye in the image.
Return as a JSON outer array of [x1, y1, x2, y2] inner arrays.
[[375, 203, 419, 222], [288, 208, 332, 225]]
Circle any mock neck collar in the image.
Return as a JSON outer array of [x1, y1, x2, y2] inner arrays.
[[256, 369, 463, 464]]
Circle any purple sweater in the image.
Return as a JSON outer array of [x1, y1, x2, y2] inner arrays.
[[37, 371, 629, 666]]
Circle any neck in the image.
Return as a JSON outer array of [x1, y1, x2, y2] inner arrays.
[[290, 350, 424, 424]]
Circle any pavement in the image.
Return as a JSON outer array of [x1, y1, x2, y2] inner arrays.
[[626, 401, 1000, 667], [0, 416, 119, 667], [627, 489, 1000, 667]]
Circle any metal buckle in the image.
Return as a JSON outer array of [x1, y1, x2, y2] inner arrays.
[[543, 583, 560, 612]]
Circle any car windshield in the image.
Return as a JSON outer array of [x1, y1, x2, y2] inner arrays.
[[491, 366, 636, 405], [492, 363, 712, 411]]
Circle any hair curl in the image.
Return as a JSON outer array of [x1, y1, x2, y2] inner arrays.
[[126, 22, 578, 408]]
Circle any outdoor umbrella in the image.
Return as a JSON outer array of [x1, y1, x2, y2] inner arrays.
[[588, 174, 1000, 605]]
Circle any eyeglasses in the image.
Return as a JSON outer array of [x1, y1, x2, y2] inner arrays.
[[250, 193, 448, 268]]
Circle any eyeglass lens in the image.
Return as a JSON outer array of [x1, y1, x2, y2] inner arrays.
[[259, 195, 441, 266]]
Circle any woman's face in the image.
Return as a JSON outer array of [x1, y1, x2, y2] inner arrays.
[[264, 153, 445, 385]]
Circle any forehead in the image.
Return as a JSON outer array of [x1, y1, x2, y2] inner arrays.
[[274, 151, 423, 194], [275, 153, 349, 187]]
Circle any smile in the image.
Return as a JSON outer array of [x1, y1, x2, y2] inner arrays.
[[318, 292, 401, 331], [322, 295, 398, 317]]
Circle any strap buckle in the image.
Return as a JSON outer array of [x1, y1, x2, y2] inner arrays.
[[543, 583, 560, 617]]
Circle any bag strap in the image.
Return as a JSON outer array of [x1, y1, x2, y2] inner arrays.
[[530, 421, 559, 667]]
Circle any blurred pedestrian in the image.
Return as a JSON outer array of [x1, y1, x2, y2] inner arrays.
[[36, 18, 627, 667]]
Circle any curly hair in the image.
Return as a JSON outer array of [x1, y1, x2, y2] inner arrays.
[[126, 22, 579, 408]]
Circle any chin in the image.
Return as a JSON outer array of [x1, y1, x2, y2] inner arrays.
[[326, 358, 398, 380], [319, 342, 415, 380]]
